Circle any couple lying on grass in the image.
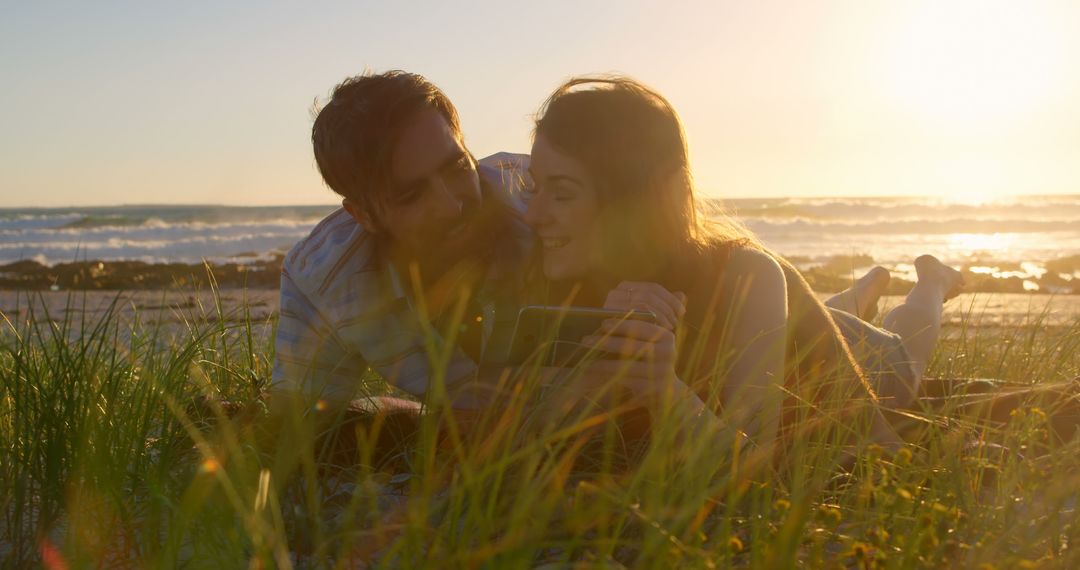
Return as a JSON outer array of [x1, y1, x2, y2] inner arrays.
[[270, 70, 1075, 471]]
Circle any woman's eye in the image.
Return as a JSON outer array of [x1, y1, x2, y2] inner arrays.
[[552, 188, 576, 202]]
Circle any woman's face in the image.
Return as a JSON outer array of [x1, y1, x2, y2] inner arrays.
[[524, 135, 600, 281]]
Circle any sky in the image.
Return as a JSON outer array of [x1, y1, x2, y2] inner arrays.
[[2, 0, 1079, 207]]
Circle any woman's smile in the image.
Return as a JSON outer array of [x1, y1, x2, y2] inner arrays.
[[540, 236, 572, 249], [523, 135, 601, 280]]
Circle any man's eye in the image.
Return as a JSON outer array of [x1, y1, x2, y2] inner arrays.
[[452, 156, 474, 172], [397, 187, 422, 204], [520, 179, 538, 197], [438, 157, 473, 179]]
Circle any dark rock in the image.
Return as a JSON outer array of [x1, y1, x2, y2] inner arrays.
[[0, 255, 284, 290], [0, 259, 47, 273], [1046, 255, 1080, 275], [819, 253, 876, 275]]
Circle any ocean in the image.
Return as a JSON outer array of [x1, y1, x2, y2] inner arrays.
[[0, 205, 335, 266], [716, 195, 1080, 290], [2, 196, 1079, 291]]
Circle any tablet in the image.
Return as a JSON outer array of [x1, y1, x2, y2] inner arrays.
[[506, 305, 658, 367]]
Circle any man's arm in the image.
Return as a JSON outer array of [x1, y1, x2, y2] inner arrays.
[[271, 266, 365, 409]]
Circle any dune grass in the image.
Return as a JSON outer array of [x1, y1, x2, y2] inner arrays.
[[1, 287, 1080, 568]]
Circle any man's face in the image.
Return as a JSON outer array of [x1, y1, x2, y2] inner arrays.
[[351, 108, 483, 268]]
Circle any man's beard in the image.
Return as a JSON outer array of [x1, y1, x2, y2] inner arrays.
[[397, 216, 484, 281]]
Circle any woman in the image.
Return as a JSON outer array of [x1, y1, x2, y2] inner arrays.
[[520, 76, 968, 449]]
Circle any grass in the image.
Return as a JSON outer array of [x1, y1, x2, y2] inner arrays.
[[1, 287, 1080, 568]]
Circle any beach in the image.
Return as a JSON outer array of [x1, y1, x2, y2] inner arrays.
[[3, 207, 1080, 568], [3, 199, 1080, 567], [2, 289, 1076, 335], [0, 289, 279, 339]]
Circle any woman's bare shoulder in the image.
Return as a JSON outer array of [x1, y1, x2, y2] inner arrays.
[[707, 245, 788, 329], [720, 246, 785, 286]]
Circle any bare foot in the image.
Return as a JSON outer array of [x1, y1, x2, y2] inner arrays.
[[856, 266, 891, 320], [824, 265, 891, 320], [914, 254, 965, 301]]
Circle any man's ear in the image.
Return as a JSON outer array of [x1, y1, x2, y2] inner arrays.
[[342, 198, 376, 234]]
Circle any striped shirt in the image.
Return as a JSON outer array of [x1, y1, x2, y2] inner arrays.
[[271, 153, 531, 404]]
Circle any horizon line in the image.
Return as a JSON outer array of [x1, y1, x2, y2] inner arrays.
[[2, 191, 1079, 210]]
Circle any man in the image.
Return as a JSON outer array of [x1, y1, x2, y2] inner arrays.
[[271, 71, 530, 415]]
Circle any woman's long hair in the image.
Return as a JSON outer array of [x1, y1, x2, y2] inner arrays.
[[533, 76, 758, 280], [532, 75, 880, 419]]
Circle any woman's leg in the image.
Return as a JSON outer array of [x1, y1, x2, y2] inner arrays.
[[824, 266, 891, 321], [881, 255, 964, 380]]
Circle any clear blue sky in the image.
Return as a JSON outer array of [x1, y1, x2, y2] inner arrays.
[[2, 0, 1078, 207]]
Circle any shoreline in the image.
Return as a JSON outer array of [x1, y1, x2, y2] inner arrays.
[[2, 255, 1080, 295], [1, 290, 1076, 335]]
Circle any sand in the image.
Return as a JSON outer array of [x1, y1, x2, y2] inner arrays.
[[0, 290, 279, 337], [874, 292, 1080, 329]]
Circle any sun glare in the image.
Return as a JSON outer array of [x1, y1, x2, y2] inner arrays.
[[887, 1, 1066, 125], [932, 155, 1007, 205], [939, 189, 996, 207]]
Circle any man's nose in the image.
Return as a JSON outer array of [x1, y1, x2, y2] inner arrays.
[[429, 176, 463, 217]]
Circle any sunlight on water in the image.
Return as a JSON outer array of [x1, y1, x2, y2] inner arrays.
[[969, 263, 1046, 280], [946, 233, 1014, 255], [892, 263, 917, 284]]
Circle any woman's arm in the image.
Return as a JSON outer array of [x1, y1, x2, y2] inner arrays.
[[575, 252, 787, 446], [578, 278, 764, 451], [711, 248, 788, 446]]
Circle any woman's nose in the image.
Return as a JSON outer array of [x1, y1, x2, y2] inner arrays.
[[523, 194, 551, 228]]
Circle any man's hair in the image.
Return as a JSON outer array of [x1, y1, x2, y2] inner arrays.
[[312, 71, 462, 217]]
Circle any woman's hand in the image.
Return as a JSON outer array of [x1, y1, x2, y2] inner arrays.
[[582, 318, 679, 385], [584, 281, 687, 393], [603, 281, 687, 331], [573, 321, 695, 425], [542, 281, 696, 416]]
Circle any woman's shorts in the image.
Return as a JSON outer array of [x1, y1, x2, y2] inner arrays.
[[828, 308, 920, 409]]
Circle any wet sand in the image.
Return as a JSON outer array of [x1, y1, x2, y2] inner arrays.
[[874, 292, 1080, 329], [1, 290, 1077, 335], [0, 289, 280, 336]]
